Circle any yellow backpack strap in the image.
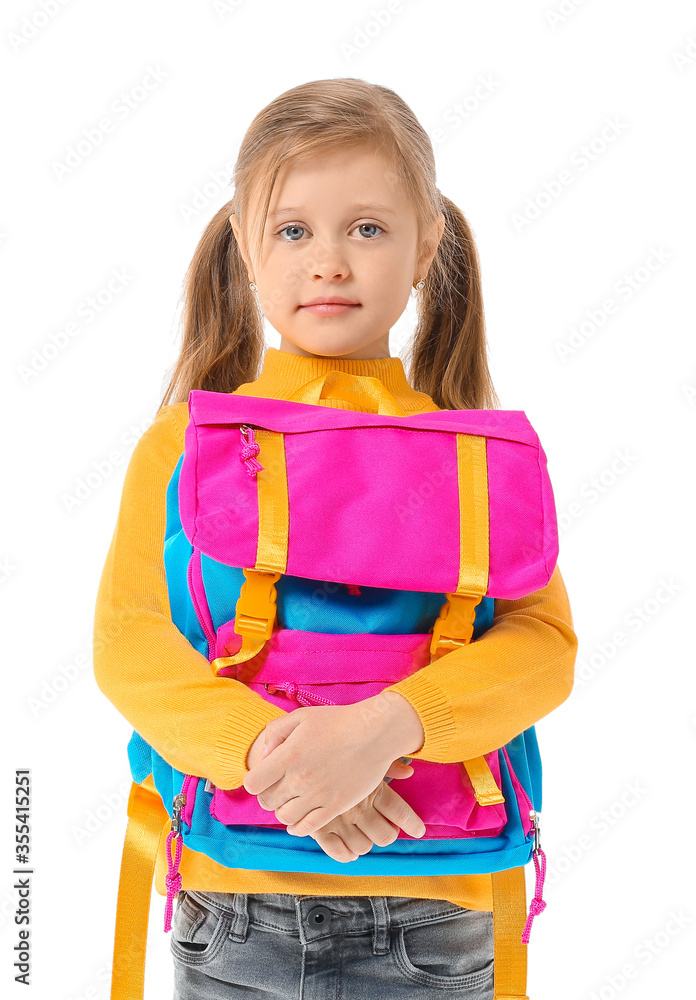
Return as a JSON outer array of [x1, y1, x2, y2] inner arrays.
[[462, 756, 506, 807], [211, 428, 289, 676], [110, 780, 168, 1000], [491, 866, 530, 999]]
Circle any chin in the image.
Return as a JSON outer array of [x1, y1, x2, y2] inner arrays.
[[280, 334, 365, 359]]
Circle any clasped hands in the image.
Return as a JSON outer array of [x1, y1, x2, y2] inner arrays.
[[243, 694, 427, 863]]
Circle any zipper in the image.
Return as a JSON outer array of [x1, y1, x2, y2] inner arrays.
[[171, 788, 188, 834], [522, 809, 547, 944], [187, 552, 217, 661], [163, 773, 193, 933], [239, 424, 264, 476], [190, 582, 216, 658]]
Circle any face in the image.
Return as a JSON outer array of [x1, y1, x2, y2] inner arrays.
[[230, 145, 444, 360]]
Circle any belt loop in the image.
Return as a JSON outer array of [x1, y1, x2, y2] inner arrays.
[[368, 897, 391, 955], [227, 893, 250, 942]]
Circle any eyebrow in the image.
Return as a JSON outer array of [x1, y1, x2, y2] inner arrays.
[[267, 203, 397, 219]]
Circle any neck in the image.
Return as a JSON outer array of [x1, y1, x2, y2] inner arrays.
[[278, 336, 392, 361], [233, 346, 439, 413]]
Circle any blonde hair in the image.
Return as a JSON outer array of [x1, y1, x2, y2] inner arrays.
[[159, 77, 500, 413]]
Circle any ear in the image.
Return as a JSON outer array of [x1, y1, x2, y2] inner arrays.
[[229, 213, 253, 277], [229, 212, 242, 246], [416, 212, 446, 279]]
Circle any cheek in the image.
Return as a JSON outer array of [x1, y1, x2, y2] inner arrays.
[[363, 273, 412, 321], [360, 255, 413, 297], [257, 268, 298, 313]]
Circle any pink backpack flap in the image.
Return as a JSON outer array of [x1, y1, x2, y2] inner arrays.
[[179, 388, 558, 601]]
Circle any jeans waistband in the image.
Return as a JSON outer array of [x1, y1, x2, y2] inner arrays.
[[184, 891, 469, 956]]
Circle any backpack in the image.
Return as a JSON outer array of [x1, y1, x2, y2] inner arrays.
[[110, 370, 558, 1000]]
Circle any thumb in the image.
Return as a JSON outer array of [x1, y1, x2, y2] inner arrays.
[[259, 710, 304, 759], [243, 711, 305, 795]]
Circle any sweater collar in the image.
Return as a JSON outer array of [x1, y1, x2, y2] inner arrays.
[[234, 346, 439, 413]]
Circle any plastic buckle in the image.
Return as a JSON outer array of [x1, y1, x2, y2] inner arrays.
[[234, 568, 282, 641], [429, 592, 481, 658]]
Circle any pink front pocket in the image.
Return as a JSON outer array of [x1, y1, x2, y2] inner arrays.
[[207, 621, 512, 839], [209, 753, 508, 839]]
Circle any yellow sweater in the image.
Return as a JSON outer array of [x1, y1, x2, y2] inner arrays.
[[93, 346, 577, 911]]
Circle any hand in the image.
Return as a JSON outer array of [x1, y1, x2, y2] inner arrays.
[[308, 779, 426, 863], [242, 698, 420, 837], [246, 728, 414, 783]]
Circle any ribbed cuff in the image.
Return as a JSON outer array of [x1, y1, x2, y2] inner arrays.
[[382, 672, 457, 762], [214, 696, 288, 790]]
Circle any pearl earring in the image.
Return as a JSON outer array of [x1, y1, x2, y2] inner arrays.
[[249, 281, 257, 292]]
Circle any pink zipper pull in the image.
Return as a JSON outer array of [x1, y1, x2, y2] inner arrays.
[[164, 776, 192, 932], [239, 425, 264, 477], [521, 811, 547, 943]]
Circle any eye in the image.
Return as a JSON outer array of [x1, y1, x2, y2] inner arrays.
[[275, 222, 386, 242], [276, 224, 306, 242], [353, 223, 383, 239]]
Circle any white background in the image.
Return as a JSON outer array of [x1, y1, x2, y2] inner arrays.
[[2, 1, 695, 998]]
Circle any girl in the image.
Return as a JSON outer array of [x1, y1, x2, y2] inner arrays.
[[94, 77, 577, 999]]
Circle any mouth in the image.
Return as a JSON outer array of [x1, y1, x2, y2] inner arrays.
[[299, 297, 361, 316]]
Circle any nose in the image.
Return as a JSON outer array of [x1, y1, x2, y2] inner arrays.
[[309, 240, 350, 281]]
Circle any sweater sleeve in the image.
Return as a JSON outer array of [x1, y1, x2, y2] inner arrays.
[[382, 563, 577, 762], [92, 403, 287, 790]]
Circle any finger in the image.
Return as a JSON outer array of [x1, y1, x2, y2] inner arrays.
[[374, 784, 426, 839], [242, 751, 288, 796], [312, 830, 361, 864], [340, 826, 377, 857], [244, 711, 307, 791], [260, 730, 288, 759], [277, 781, 370, 833], [256, 785, 295, 813], [262, 712, 305, 748], [384, 760, 414, 780], [285, 804, 338, 838], [320, 821, 375, 860], [269, 792, 312, 823], [255, 784, 279, 811], [355, 811, 400, 849]]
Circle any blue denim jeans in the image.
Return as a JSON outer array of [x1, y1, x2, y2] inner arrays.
[[170, 890, 494, 998]]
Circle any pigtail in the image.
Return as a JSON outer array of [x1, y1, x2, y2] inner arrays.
[[157, 201, 265, 412], [407, 195, 500, 412]]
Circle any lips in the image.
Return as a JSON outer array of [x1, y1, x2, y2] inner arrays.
[[300, 297, 359, 307], [299, 297, 361, 316]]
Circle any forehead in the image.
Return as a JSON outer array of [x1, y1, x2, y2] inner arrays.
[[262, 146, 406, 220]]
